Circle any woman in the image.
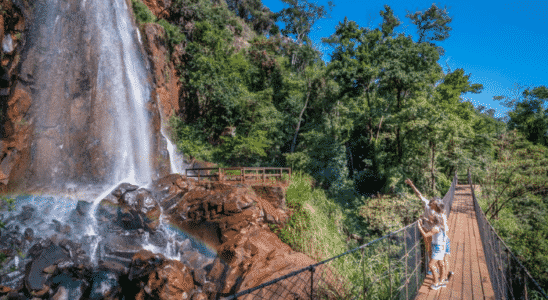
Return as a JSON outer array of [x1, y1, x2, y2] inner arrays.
[[418, 212, 448, 290], [405, 179, 436, 271]]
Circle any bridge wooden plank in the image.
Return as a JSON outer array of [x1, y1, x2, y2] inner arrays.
[[469, 189, 496, 300], [448, 189, 466, 300], [467, 195, 484, 300], [438, 190, 461, 300], [462, 197, 474, 300]]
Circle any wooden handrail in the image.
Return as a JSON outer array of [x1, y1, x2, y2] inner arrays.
[[185, 167, 291, 185]]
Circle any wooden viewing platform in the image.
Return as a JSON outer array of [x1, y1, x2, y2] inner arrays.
[[185, 167, 291, 185], [416, 185, 495, 300]]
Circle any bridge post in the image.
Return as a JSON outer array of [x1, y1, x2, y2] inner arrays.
[[415, 224, 419, 294], [388, 237, 392, 299], [404, 229, 408, 300], [362, 248, 366, 299], [310, 266, 315, 300]]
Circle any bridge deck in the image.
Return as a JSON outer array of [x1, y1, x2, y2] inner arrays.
[[415, 185, 496, 300]]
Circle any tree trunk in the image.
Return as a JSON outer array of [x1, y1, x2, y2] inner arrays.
[[431, 140, 436, 193], [290, 81, 311, 153], [396, 88, 402, 161]]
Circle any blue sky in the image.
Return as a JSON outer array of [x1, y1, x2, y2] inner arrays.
[[261, 0, 548, 118]]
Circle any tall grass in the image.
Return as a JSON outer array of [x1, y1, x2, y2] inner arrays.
[[269, 173, 423, 299]]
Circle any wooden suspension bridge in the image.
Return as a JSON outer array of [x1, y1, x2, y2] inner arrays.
[[201, 168, 546, 300], [415, 183, 496, 300]]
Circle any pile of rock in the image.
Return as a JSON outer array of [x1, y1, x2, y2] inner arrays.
[[0, 174, 320, 299]]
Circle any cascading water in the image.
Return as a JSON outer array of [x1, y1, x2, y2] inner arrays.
[[18, 0, 156, 192], [94, 0, 153, 185], [161, 128, 186, 175]]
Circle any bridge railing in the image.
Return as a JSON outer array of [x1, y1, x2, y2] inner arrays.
[[468, 171, 548, 300], [221, 172, 458, 300]]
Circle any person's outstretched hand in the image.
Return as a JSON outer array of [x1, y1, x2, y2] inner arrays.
[[405, 178, 412, 186]]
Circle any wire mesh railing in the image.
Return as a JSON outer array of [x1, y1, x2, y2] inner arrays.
[[468, 170, 548, 300], [221, 173, 459, 300], [443, 172, 458, 217]]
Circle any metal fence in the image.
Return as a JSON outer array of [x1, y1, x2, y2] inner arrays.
[[221, 173, 459, 300], [468, 171, 548, 300]]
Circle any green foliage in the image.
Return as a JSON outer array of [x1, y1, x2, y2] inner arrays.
[[154, 0, 548, 295], [285, 130, 347, 189], [276, 0, 334, 45], [158, 19, 185, 47], [502, 85, 548, 147], [406, 3, 452, 44], [271, 172, 349, 260], [0, 196, 15, 232], [359, 193, 422, 234], [476, 131, 548, 288], [225, 0, 277, 35], [131, 0, 156, 24], [169, 116, 213, 162], [214, 130, 271, 166]]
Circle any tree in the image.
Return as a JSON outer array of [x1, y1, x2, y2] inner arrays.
[[276, 0, 334, 67], [380, 5, 401, 38], [496, 85, 548, 146], [225, 0, 277, 34], [376, 34, 442, 162], [406, 3, 452, 43]]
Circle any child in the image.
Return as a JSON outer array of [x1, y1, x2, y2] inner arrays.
[[431, 199, 453, 284], [418, 212, 447, 290]]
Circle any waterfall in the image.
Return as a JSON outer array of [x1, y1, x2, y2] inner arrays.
[[19, 0, 157, 192], [93, 0, 154, 185]]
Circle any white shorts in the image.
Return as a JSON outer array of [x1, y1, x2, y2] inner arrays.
[[431, 243, 445, 261]]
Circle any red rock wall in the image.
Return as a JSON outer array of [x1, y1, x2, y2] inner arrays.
[[141, 23, 181, 121], [0, 0, 30, 191]]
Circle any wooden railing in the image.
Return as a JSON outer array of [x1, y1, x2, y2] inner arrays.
[[185, 167, 291, 185]]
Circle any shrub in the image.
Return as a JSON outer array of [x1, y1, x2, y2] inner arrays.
[[158, 19, 185, 48], [131, 0, 156, 24]]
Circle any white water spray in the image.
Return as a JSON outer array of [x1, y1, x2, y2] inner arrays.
[[160, 127, 186, 175], [94, 0, 154, 186]]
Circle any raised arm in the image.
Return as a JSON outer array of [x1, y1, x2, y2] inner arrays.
[[418, 219, 439, 238], [405, 179, 429, 205]]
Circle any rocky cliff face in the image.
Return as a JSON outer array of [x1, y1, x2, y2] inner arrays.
[[141, 22, 182, 122], [0, 0, 171, 193], [0, 0, 29, 189]]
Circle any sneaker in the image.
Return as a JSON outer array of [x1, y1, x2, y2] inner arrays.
[[430, 284, 441, 290], [427, 268, 438, 276]]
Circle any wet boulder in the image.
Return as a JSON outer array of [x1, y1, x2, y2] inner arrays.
[[111, 187, 161, 231], [23, 237, 91, 293], [87, 270, 121, 300], [24, 241, 70, 291], [75, 201, 92, 216], [111, 183, 139, 199], [101, 234, 144, 268], [128, 250, 195, 300], [18, 205, 35, 224], [48, 273, 86, 300]]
